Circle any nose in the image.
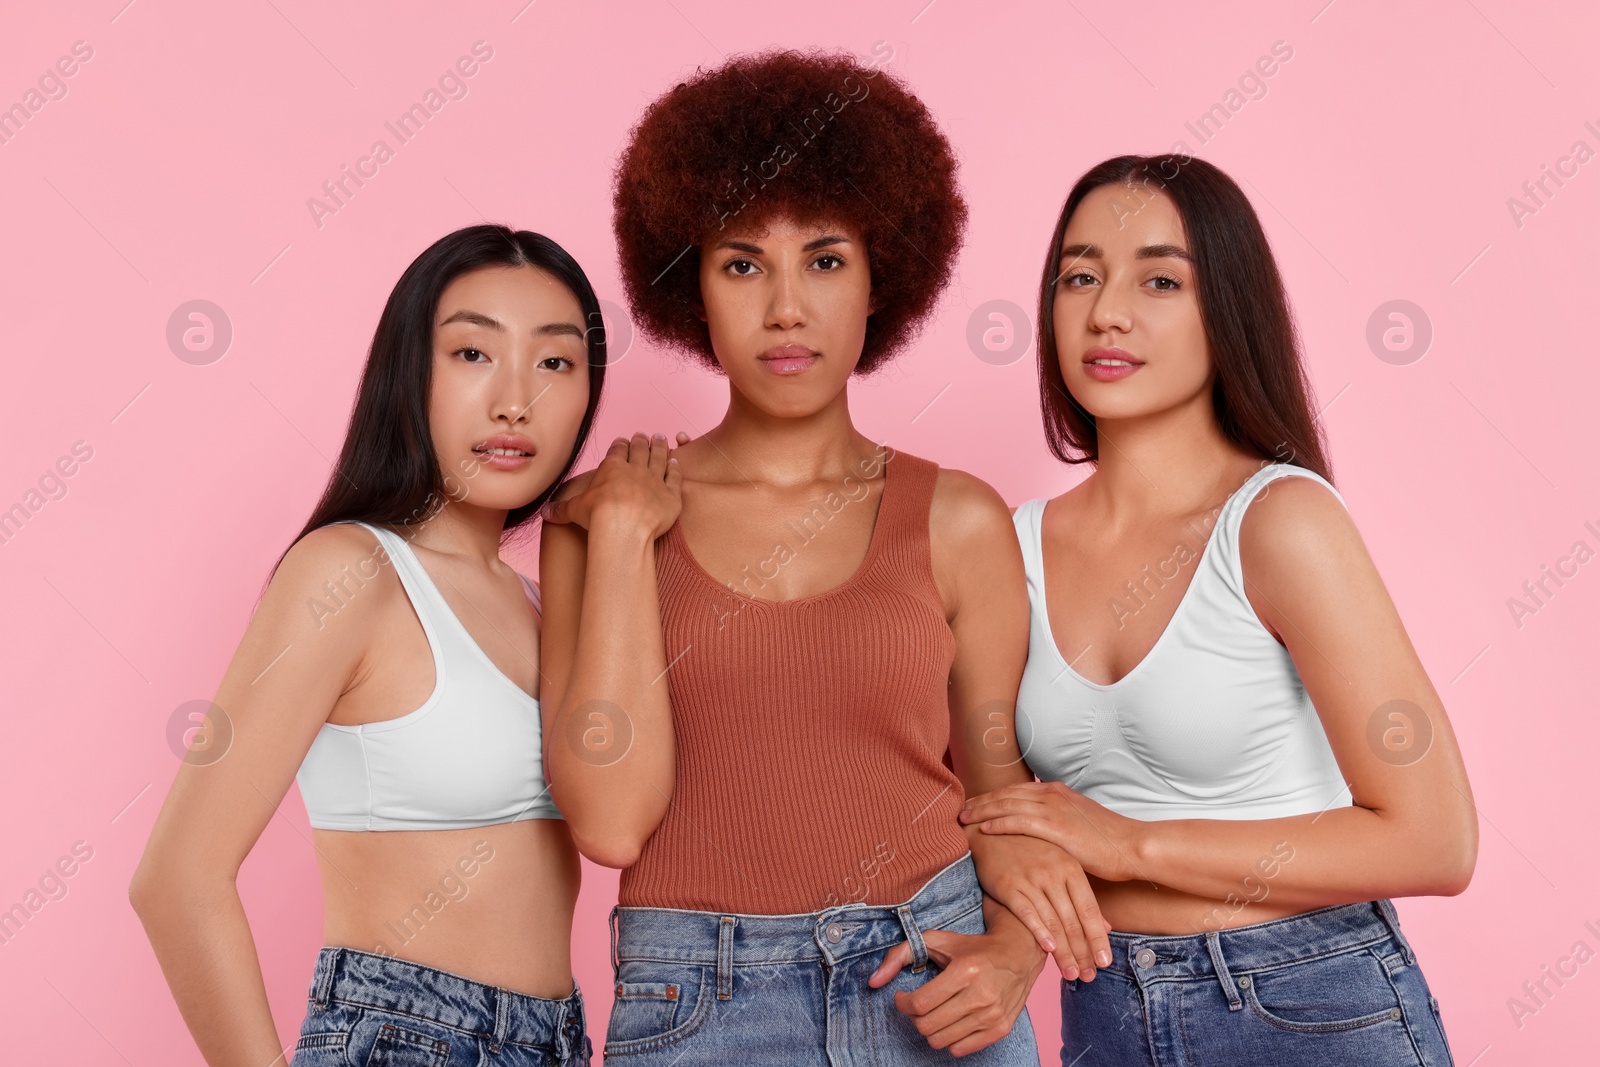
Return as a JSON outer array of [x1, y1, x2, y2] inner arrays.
[[490, 358, 543, 425], [1088, 277, 1133, 336], [765, 262, 806, 331]]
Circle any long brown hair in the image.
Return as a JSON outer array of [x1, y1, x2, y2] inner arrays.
[[1035, 154, 1332, 483]]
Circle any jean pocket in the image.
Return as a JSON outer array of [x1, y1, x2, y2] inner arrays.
[[603, 963, 711, 1057], [1240, 948, 1406, 1034]]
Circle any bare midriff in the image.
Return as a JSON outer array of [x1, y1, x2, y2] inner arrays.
[[1092, 876, 1316, 937], [312, 819, 580, 999]]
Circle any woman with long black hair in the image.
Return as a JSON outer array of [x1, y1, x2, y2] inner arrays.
[[132, 225, 606, 1066], [960, 156, 1476, 1066]]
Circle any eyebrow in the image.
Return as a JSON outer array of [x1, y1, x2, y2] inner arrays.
[[711, 234, 852, 254], [438, 309, 584, 338], [1058, 242, 1193, 263]]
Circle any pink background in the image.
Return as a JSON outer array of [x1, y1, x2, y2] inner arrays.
[[3, 0, 1597, 1062]]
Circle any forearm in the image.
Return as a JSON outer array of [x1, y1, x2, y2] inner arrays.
[[1132, 804, 1475, 907], [133, 876, 286, 1066], [548, 524, 675, 865]]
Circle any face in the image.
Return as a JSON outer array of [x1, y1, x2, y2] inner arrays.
[[696, 213, 875, 418], [1051, 183, 1210, 422], [427, 265, 590, 513]]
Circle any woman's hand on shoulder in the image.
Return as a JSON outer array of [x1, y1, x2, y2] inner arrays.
[[539, 432, 687, 541]]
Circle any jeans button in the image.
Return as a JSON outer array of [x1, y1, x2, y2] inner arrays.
[[1133, 947, 1156, 968], [825, 922, 844, 944]]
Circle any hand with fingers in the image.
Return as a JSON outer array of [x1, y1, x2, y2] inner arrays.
[[539, 431, 690, 537], [965, 830, 1112, 981], [960, 781, 1144, 885], [866, 922, 1042, 1057]]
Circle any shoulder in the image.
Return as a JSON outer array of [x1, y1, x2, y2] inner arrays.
[[927, 464, 1015, 548], [276, 522, 393, 584], [1238, 469, 1364, 590], [268, 522, 405, 614]]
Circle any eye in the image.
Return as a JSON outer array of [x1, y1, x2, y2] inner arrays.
[[1059, 270, 1098, 288], [540, 355, 578, 371], [1146, 273, 1182, 292], [455, 347, 488, 363], [723, 258, 760, 276], [813, 253, 845, 270]]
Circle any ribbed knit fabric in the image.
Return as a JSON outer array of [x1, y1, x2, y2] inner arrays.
[[618, 446, 972, 914]]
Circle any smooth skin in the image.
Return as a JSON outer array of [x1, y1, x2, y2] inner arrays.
[[540, 213, 1106, 1055], [959, 182, 1478, 936], [130, 265, 593, 1066]]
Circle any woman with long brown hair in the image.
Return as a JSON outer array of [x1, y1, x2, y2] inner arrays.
[[960, 155, 1475, 1066]]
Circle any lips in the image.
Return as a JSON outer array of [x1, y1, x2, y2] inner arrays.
[[758, 343, 819, 375], [1083, 347, 1144, 367], [473, 433, 536, 457], [1081, 346, 1144, 383]]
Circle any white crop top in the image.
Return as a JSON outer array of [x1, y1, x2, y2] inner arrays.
[[1013, 463, 1353, 821], [294, 521, 563, 830]]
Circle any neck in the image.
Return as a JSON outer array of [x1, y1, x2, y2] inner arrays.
[[1088, 384, 1259, 519], [702, 381, 880, 487], [404, 499, 509, 568]]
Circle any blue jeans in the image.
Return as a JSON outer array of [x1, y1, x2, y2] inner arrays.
[[1060, 899, 1455, 1066], [605, 852, 1040, 1064], [290, 946, 591, 1066]]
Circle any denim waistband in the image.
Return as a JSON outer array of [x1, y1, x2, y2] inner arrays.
[[610, 851, 982, 975], [1098, 899, 1416, 1007], [308, 946, 586, 1055]]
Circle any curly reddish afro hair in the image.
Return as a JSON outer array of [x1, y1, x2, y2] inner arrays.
[[612, 48, 968, 375]]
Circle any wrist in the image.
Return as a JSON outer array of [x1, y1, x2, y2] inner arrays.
[[587, 511, 661, 553], [1125, 818, 1158, 882]]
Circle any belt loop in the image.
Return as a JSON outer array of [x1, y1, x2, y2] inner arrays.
[[717, 916, 736, 1000], [609, 905, 621, 977], [1375, 899, 1416, 966], [489, 987, 511, 1054], [1204, 931, 1242, 1011], [897, 904, 929, 973], [310, 947, 341, 1007]]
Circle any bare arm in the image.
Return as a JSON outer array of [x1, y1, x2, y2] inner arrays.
[[128, 525, 382, 1066], [539, 434, 681, 868], [935, 471, 1108, 977], [964, 478, 1478, 912]]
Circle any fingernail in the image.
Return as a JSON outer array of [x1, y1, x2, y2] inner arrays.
[[1063, 965, 1078, 980], [1097, 949, 1112, 967]]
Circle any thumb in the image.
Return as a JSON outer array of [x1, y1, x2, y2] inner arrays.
[[869, 941, 913, 987], [918, 928, 960, 969], [539, 497, 570, 524]]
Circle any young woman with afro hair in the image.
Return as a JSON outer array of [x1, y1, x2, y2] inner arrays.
[[538, 48, 1110, 1065]]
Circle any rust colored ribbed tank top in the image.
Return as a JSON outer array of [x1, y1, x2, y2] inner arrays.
[[617, 445, 972, 914]]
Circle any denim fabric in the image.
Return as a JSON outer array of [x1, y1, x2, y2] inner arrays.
[[605, 852, 1040, 1064], [1059, 899, 1455, 1067], [290, 946, 591, 1066]]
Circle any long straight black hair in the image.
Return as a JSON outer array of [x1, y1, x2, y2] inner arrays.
[[270, 224, 608, 580], [1035, 155, 1332, 483]]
